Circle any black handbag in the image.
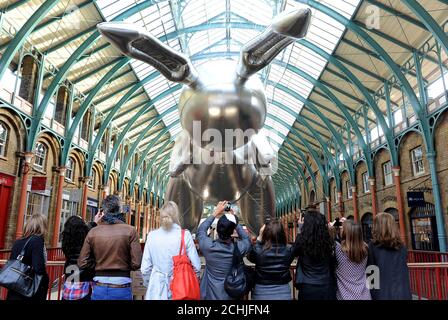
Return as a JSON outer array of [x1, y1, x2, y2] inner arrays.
[[224, 240, 254, 299], [0, 236, 43, 298]]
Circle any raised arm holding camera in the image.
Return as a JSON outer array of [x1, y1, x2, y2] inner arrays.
[[197, 201, 251, 300]]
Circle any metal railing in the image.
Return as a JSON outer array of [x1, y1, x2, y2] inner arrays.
[[408, 250, 448, 263], [2, 250, 448, 300], [409, 263, 448, 300], [0, 247, 65, 262]]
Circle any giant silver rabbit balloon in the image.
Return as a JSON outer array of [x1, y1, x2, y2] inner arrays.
[[97, 8, 312, 233]]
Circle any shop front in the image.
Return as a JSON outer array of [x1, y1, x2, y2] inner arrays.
[[86, 198, 99, 222], [58, 189, 81, 245], [0, 172, 15, 248], [26, 176, 51, 225]]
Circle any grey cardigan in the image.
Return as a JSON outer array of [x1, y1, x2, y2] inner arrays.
[[197, 216, 251, 300]]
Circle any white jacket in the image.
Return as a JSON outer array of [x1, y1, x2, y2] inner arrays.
[[141, 224, 201, 300]]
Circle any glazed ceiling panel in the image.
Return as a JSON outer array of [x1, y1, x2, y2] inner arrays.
[[95, 0, 362, 150], [1, 0, 444, 194]]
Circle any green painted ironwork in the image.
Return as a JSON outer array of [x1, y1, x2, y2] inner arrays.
[[0, 0, 60, 80]]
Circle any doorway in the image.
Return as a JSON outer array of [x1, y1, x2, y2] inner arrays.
[[0, 172, 14, 248], [361, 213, 373, 243], [409, 203, 439, 251]]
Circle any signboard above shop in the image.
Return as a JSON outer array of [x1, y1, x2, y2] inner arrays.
[[407, 191, 425, 207], [87, 198, 98, 208], [31, 176, 47, 191]]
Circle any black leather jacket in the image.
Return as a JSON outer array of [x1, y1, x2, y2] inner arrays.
[[247, 242, 295, 285], [293, 244, 336, 286]]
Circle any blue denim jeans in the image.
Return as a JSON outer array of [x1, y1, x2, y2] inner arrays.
[[91, 284, 132, 300]]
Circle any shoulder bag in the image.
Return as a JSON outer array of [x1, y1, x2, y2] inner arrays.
[[224, 240, 254, 299], [0, 236, 44, 298], [170, 229, 200, 300]]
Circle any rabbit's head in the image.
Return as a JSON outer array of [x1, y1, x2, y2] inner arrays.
[[98, 8, 311, 151]]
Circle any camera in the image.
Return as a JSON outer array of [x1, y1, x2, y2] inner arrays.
[[333, 217, 342, 228], [224, 202, 232, 212]]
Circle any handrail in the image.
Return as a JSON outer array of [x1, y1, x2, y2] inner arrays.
[[1, 260, 447, 300], [408, 262, 448, 268]]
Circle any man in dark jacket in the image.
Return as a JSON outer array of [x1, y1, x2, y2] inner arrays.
[[197, 201, 251, 300], [78, 195, 142, 300]]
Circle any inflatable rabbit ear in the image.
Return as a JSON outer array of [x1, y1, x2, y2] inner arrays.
[[97, 22, 199, 87], [236, 8, 312, 81]]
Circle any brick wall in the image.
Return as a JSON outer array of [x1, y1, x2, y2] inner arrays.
[[1, 103, 448, 249]]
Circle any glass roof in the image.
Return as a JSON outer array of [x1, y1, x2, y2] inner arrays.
[[96, 0, 362, 147]]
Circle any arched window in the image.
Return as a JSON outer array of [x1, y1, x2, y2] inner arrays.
[[384, 207, 400, 232], [88, 169, 96, 189], [134, 154, 139, 168], [361, 213, 373, 243], [66, 158, 75, 182], [116, 145, 122, 163], [81, 110, 91, 142], [18, 55, 38, 104], [309, 190, 316, 204], [55, 86, 69, 126], [34, 142, 47, 170], [0, 122, 9, 157], [101, 129, 108, 153]]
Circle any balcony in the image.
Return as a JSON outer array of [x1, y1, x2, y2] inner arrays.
[[79, 138, 89, 150], [51, 120, 65, 136], [427, 92, 447, 114], [394, 121, 407, 134], [408, 114, 418, 126], [0, 88, 13, 104]]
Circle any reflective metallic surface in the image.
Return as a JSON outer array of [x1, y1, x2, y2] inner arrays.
[[180, 59, 266, 151], [98, 8, 312, 234]]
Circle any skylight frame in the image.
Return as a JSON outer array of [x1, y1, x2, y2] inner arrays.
[[96, 0, 362, 150]]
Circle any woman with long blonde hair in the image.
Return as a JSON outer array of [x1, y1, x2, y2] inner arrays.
[[367, 212, 411, 300], [6, 214, 49, 300], [141, 201, 201, 300], [335, 219, 371, 300]]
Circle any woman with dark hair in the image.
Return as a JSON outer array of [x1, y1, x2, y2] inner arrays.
[[293, 209, 336, 300], [61, 213, 102, 300], [367, 212, 411, 300], [335, 220, 371, 300], [247, 219, 295, 300]]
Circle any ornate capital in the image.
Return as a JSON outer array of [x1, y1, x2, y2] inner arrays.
[[369, 177, 376, 186], [392, 166, 401, 177], [82, 176, 91, 183], [24, 152, 34, 164], [58, 166, 66, 177], [337, 192, 343, 201], [351, 186, 357, 193]]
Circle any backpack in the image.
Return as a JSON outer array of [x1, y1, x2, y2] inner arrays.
[[170, 229, 200, 300]]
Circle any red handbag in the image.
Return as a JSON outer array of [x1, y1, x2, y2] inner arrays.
[[170, 229, 200, 300]]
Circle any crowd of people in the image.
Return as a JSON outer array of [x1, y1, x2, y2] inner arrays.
[[3, 195, 412, 301]]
